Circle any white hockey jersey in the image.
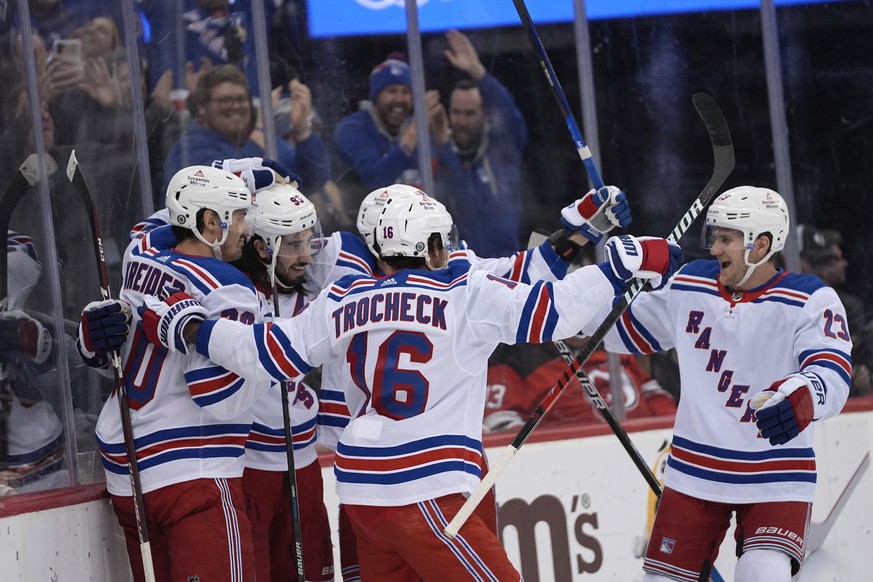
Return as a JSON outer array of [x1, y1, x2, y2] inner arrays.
[[246, 231, 375, 471], [96, 227, 272, 496], [315, 241, 573, 451], [581, 260, 852, 503], [196, 258, 617, 506]]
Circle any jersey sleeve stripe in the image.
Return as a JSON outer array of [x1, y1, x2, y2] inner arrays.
[[255, 323, 310, 380], [616, 309, 662, 354], [172, 257, 222, 292], [336, 250, 373, 274], [799, 348, 852, 384], [185, 367, 246, 406]]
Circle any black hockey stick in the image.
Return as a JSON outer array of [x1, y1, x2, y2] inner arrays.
[[269, 276, 306, 582], [66, 151, 156, 582], [0, 154, 47, 309], [445, 93, 735, 539], [0, 154, 51, 466], [510, 0, 665, 494]]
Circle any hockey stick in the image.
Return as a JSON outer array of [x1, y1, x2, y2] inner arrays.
[[0, 154, 47, 309], [510, 0, 604, 190], [268, 275, 306, 582], [527, 231, 662, 494], [509, 0, 688, 495], [445, 92, 735, 540], [807, 451, 870, 554], [66, 151, 156, 582], [0, 154, 51, 466]]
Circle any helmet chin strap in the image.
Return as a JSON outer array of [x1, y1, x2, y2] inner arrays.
[[735, 246, 772, 288], [192, 222, 230, 260]]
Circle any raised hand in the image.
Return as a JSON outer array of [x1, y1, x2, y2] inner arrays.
[[602, 235, 683, 290], [444, 29, 486, 81], [561, 185, 632, 244]]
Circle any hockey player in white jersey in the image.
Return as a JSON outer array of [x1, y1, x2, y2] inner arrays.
[[82, 166, 633, 580], [576, 187, 852, 582], [81, 165, 270, 582], [324, 182, 630, 579], [137, 192, 679, 581], [234, 183, 338, 582]]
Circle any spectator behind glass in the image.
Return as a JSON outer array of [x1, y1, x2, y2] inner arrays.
[[332, 53, 450, 206], [162, 64, 330, 196], [140, 0, 262, 98], [434, 29, 529, 258], [798, 224, 871, 396]]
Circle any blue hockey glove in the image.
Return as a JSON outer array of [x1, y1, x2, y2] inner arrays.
[[600, 235, 683, 291], [561, 185, 632, 244], [751, 375, 815, 445], [79, 299, 130, 354]]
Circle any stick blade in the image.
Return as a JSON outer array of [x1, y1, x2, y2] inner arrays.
[[66, 149, 80, 183], [19, 154, 42, 186]]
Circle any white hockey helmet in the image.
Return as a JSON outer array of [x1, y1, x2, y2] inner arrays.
[[165, 165, 254, 249], [702, 186, 790, 283], [357, 184, 424, 257], [374, 191, 457, 266], [254, 182, 323, 262]]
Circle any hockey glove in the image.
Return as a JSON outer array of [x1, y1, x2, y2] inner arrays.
[[79, 299, 131, 355], [138, 292, 207, 355], [751, 374, 815, 445], [0, 310, 52, 365], [560, 185, 632, 245], [601, 235, 683, 291], [213, 158, 302, 193]]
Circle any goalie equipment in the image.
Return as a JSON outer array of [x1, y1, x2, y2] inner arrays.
[[165, 165, 254, 249], [701, 186, 789, 287], [357, 184, 424, 257]]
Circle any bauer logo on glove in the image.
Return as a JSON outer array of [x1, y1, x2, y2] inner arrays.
[[139, 292, 207, 354]]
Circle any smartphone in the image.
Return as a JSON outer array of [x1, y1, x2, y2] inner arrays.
[[50, 39, 82, 63]]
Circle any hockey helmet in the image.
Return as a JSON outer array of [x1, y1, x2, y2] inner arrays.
[[374, 190, 458, 264], [254, 182, 323, 263], [702, 186, 789, 267], [357, 184, 424, 257], [165, 165, 254, 249]]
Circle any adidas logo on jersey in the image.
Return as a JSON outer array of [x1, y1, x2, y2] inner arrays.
[[381, 277, 398, 286]]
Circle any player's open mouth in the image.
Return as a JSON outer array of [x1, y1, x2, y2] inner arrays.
[[720, 260, 731, 269]]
